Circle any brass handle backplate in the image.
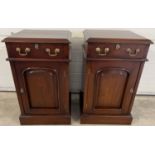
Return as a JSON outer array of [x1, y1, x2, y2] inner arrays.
[[45, 48, 60, 57], [96, 47, 110, 56], [126, 48, 140, 57], [16, 47, 31, 56]]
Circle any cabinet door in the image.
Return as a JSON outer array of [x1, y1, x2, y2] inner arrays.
[[83, 61, 141, 115], [14, 61, 69, 115]]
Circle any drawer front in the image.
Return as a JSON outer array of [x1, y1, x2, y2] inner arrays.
[[87, 43, 148, 59], [6, 43, 69, 59]]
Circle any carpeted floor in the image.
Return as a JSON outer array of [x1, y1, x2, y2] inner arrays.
[[0, 92, 155, 125]]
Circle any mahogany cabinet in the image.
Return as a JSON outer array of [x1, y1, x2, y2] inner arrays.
[[3, 30, 71, 125], [81, 30, 153, 124]]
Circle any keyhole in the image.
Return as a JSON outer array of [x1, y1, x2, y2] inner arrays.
[[20, 88, 24, 94], [130, 88, 134, 94], [35, 44, 39, 50]]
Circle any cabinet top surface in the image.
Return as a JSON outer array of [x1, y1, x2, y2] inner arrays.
[[84, 30, 153, 44], [2, 30, 71, 43]]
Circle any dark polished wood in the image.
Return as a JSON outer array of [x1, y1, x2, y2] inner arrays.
[[3, 30, 71, 125], [5, 42, 70, 59], [81, 30, 153, 124], [84, 30, 153, 44], [2, 30, 71, 43]]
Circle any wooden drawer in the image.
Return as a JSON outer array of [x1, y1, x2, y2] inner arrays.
[[87, 43, 148, 59], [6, 43, 69, 59]]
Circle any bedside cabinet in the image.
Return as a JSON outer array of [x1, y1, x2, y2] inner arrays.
[[81, 30, 153, 124], [3, 30, 71, 125]]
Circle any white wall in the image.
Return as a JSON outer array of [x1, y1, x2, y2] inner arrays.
[[0, 28, 155, 94]]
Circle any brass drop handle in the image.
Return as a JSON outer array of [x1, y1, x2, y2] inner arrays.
[[16, 47, 31, 56], [45, 48, 60, 57], [126, 48, 141, 57], [96, 47, 110, 56]]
